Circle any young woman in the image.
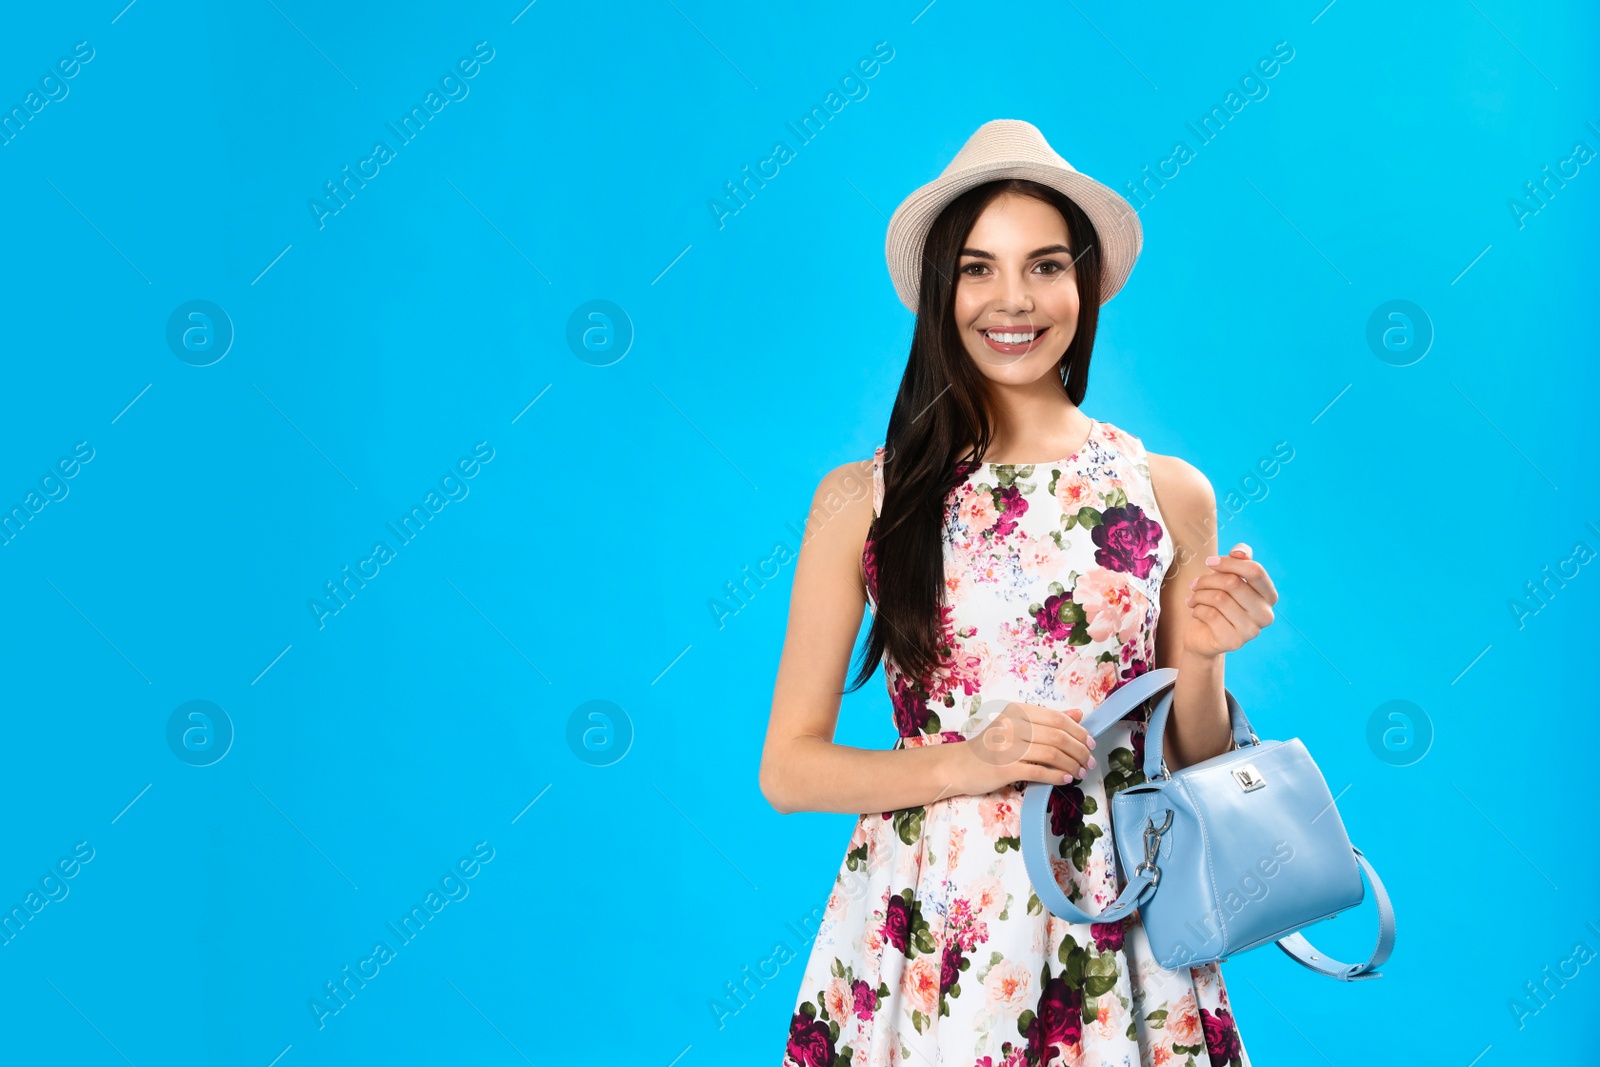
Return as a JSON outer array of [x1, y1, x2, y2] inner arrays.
[[761, 120, 1279, 1066]]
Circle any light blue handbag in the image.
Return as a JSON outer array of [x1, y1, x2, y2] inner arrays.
[[1020, 668, 1395, 980]]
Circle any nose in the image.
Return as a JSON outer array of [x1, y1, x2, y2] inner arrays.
[[989, 267, 1035, 322]]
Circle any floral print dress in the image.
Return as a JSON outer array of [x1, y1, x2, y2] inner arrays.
[[783, 419, 1250, 1067]]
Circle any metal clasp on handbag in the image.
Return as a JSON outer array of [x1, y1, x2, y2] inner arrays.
[[1132, 810, 1173, 885]]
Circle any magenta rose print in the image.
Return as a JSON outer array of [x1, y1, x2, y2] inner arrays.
[[785, 1009, 835, 1067], [1030, 587, 1091, 646], [1203, 1006, 1246, 1065], [882, 893, 912, 953], [890, 671, 935, 738], [1023, 973, 1084, 1064], [1090, 920, 1125, 953], [1090, 502, 1164, 579], [990, 484, 1029, 538]]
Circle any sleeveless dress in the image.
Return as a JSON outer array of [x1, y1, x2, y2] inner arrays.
[[782, 418, 1251, 1067]]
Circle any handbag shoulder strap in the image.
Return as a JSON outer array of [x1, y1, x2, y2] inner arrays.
[[1274, 846, 1396, 980]]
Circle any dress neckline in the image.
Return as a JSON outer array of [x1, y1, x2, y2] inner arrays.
[[976, 418, 1100, 468]]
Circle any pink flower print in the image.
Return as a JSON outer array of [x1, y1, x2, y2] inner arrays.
[[959, 487, 998, 535], [979, 793, 1021, 839], [983, 958, 1035, 1022], [1073, 569, 1148, 646], [902, 954, 940, 1017], [1091, 503, 1163, 579], [1055, 472, 1096, 512], [1165, 989, 1202, 1047], [1087, 659, 1120, 705], [825, 976, 852, 1022]]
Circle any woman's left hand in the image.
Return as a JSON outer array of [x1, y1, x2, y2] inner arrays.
[[1182, 543, 1278, 659]]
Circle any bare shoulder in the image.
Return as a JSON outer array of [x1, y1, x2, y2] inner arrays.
[[794, 455, 879, 586], [1145, 450, 1215, 541], [811, 455, 877, 524]]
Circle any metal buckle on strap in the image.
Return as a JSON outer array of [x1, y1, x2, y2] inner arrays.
[[1132, 810, 1173, 884]]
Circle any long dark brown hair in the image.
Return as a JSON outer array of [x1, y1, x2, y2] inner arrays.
[[847, 178, 1105, 694]]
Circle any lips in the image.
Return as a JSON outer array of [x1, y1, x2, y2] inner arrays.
[[981, 325, 1048, 355]]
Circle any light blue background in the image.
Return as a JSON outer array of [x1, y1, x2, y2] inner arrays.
[[1, 1, 1595, 1064]]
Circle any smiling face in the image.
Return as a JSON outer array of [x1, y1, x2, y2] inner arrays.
[[953, 191, 1082, 383]]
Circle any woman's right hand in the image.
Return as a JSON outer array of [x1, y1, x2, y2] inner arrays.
[[956, 701, 1098, 795]]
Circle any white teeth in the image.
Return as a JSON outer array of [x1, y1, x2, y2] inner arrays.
[[986, 329, 1037, 345]]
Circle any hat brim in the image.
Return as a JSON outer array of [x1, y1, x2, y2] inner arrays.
[[885, 159, 1143, 315]]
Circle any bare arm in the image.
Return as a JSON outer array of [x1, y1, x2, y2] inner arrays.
[[757, 459, 974, 816], [1148, 452, 1234, 772]]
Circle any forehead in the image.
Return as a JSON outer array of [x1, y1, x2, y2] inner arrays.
[[963, 193, 1069, 249]]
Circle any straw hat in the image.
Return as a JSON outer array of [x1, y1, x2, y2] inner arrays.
[[884, 119, 1143, 314]]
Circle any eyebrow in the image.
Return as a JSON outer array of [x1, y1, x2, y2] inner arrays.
[[959, 244, 1074, 260]]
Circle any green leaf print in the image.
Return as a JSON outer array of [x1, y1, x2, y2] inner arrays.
[[1147, 1008, 1169, 1028], [1057, 933, 1080, 968], [845, 842, 868, 870], [827, 1018, 839, 1042], [1025, 890, 1040, 916], [994, 835, 1020, 854], [1069, 823, 1104, 872], [911, 1008, 928, 1034], [831, 958, 845, 978], [1076, 506, 1103, 528], [1105, 746, 1145, 796], [1083, 952, 1119, 998], [892, 807, 925, 846], [989, 465, 1037, 492], [1101, 484, 1129, 509]]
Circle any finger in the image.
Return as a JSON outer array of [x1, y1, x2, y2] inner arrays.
[[1001, 716, 1092, 770], [1017, 705, 1094, 749], [1190, 590, 1257, 643], [1188, 601, 1243, 652], [1189, 571, 1275, 626], [1012, 721, 1093, 779], [1204, 549, 1279, 605], [1021, 740, 1093, 781]]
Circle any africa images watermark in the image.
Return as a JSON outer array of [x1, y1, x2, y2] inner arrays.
[[309, 441, 496, 630], [308, 41, 497, 230], [709, 450, 877, 629], [707, 40, 896, 230], [1118, 40, 1296, 214], [308, 841, 495, 1030]]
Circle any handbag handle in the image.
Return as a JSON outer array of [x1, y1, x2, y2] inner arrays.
[[1019, 668, 1184, 926], [1141, 681, 1260, 782]]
